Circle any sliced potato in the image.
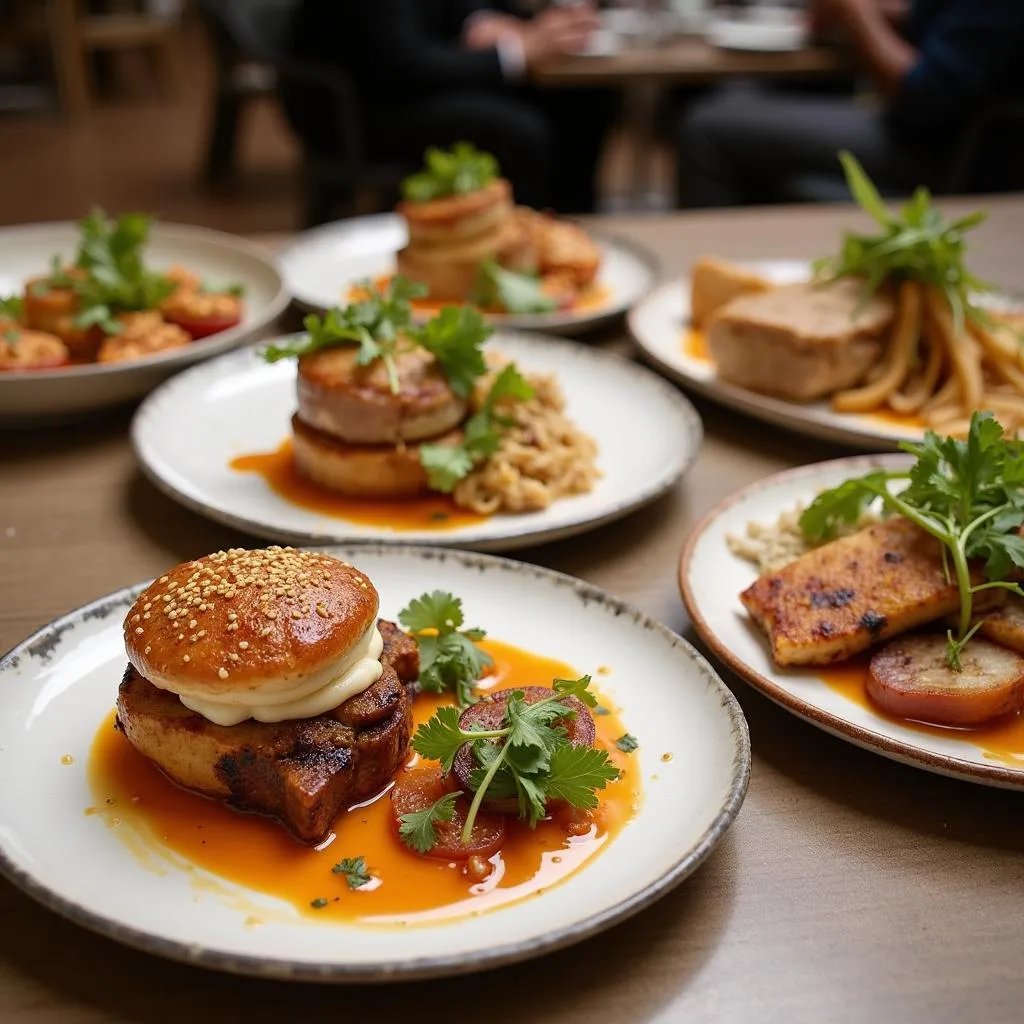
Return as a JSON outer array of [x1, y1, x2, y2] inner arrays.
[[978, 598, 1024, 654], [868, 634, 1024, 726]]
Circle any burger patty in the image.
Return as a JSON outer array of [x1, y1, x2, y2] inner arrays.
[[115, 620, 418, 843]]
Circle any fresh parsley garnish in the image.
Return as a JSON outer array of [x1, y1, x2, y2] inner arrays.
[[398, 591, 493, 706], [309, 897, 329, 909], [800, 411, 1024, 670], [615, 733, 639, 753], [0, 296, 23, 321], [331, 856, 372, 889], [402, 142, 498, 203], [474, 259, 557, 315], [419, 362, 534, 492], [397, 791, 461, 854], [411, 677, 619, 843], [199, 280, 245, 297], [64, 208, 175, 335], [815, 152, 994, 336], [416, 305, 490, 399]]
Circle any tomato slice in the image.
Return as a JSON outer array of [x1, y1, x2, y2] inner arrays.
[[391, 765, 505, 860], [163, 311, 242, 340]]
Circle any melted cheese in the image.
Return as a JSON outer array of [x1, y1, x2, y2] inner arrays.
[[178, 625, 384, 726]]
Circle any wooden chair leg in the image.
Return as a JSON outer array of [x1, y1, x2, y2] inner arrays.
[[49, 0, 91, 120]]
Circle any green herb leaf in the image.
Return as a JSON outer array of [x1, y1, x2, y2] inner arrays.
[[416, 305, 491, 399], [615, 733, 639, 753], [552, 674, 598, 708], [544, 744, 620, 809], [309, 897, 329, 909], [73, 303, 122, 335], [331, 856, 372, 889], [411, 705, 472, 772], [0, 296, 24, 321], [474, 259, 557, 314], [3, 329, 20, 343], [397, 791, 461, 854], [402, 142, 499, 202], [418, 443, 476, 493], [399, 591, 492, 706]]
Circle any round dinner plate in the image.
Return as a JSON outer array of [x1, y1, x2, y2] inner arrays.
[[630, 260, 932, 450], [132, 331, 702, 551], [0, 221, 289, 426], [680, 455, 1024, 789], [0, 545, 750, 981], [277, 212, 658, 335]]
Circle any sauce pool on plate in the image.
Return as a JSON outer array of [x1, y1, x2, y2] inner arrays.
[[89, 638, 640, 924], [230, 438, 487, 532], [819, 658, 1024, 766]]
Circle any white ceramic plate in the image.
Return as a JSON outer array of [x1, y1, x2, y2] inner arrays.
[[0, 221, 289, 426], [705, 11, 809, 52], [0, 546, 750, 981], [629, 260, 942, 450], [277, 213, 658, 336], [131, 331, 702, 550], [680, 455, 1024, 789]]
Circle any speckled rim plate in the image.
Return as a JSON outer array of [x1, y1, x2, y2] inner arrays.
[[679, 455, 1024, 789], [0, 221, 290, 425], [130, 330, 702, 551], [277, 212, 659, 336], [0, 545, 750, 982], [628, 260, 1021, 451]]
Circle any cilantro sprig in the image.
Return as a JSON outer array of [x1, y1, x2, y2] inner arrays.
[[398, 591, 493, 707], [411, 677, 618, 845], [331, 856, 372, 889], [402, 142, 498, 203], [397, 791, 461, 854], [57, 208, 175, 336], [419, 363, 535, 492], [0, 296, 23, 322], [800, 412, 1024, 670], [815, 152, 994, 337], [473, 259, 557, 315]]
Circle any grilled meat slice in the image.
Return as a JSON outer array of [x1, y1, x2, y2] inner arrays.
[[116, 619, 418, 843], [979, 598, 1024, 654]]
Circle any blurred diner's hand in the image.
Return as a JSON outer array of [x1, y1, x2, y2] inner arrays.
[[463, 12, 524, 50], [521, 4, 600, 65]]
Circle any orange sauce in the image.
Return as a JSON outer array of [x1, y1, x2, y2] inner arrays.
[[681, 327, 925, 431], [88, 638, 640, 925], [351, 277, 611, 316], [230, 439, 486, 532], [819, 658, 1024, 766]]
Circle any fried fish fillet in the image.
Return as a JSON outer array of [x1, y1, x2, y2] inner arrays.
[[740, 517, 989, 667], [116, 620, 417, 842]]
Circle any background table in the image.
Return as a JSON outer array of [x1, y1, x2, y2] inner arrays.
[[2, 199, 1023, 1023]]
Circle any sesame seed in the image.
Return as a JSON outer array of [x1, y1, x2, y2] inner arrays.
[[144, 645, 151, 655], [239, 640, 249, 649], [183, 655, 190, 663], [218, 667, 229, 679], [197, 630, 206, 638], [228, 653, 239, 662], [131, 614, 140, 623], [189, 619, 197, 628], [134, 627, 143, 635], [291, 611, 302, 619]]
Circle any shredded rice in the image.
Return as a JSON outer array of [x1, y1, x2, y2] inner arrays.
[[453, 368, 599, 515]]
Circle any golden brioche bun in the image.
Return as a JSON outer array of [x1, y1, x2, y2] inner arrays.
[[292, 414, 462, 498], [124, 548, 379, 700]]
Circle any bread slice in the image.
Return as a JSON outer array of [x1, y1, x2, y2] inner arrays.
[[690, 257, 772, 328]]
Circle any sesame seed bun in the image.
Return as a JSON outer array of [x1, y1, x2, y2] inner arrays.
[[123, 547, 379, 701]]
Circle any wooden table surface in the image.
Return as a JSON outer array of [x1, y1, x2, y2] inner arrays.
[[2, 200, 1024, 1023], [532, 37, 852, 87]]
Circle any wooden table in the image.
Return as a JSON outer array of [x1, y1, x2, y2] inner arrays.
[[2, 200, 1023, 1023], [532, 37, 852, 88]]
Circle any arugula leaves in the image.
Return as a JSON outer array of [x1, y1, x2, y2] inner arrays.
[[398, 591, 494, 707], [815, 152, 994, 336], [801, 411, 1024, 669], [62, 208, 175, 336], [331, 856, 372, 889], [410, 677, 619, 843], [397, 791, 461, 854], [0, 296, 23, 322], [419, 363, 535, 492], [474, 259, 557, 315], [402, 142, 499, 203]]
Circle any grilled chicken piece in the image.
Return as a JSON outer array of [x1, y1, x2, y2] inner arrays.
[[116, 620, 417, 843], [741, 517, 991, 667], [517, 208, 601, 289], [979, 598, 1024, 654], [0, 328, 70, 370], [297, 345, 468, 445], [690, 257, 772, 328], [707, 278, 894, 401]]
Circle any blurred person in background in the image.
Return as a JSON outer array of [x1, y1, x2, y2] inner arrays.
[[289, 0, 612, 212], [676, 0, 1024, 206]]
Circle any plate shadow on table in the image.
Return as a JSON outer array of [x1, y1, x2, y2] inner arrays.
[[683, 630, 1024, 857], [0, 837, 737, 1021]]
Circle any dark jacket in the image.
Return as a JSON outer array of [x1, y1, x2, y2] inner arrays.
[[894, 0, 1024, 134]]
